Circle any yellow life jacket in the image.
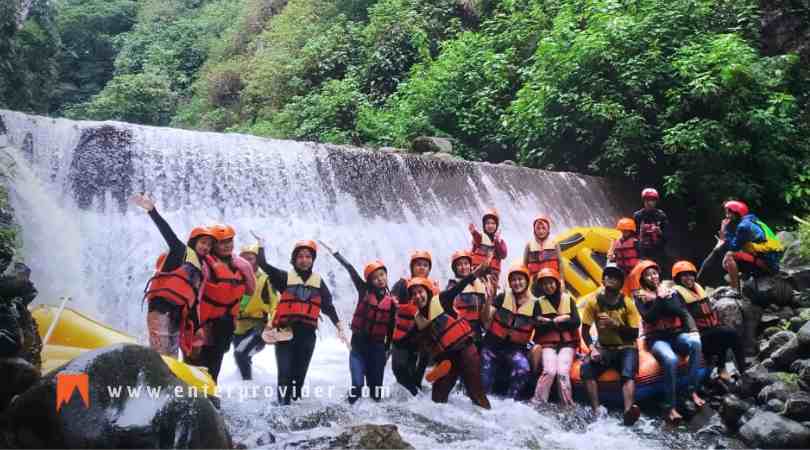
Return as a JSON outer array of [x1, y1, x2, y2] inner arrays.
[[239, 270, 278, 319]]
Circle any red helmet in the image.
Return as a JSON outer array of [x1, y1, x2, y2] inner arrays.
[[292, 240, 318, 258], [187, 226, 214, 242], [724, 200, 749, 217], [616, 217, 636, 232], [672, 260, 698, 280], [536, 267, 560, 283], [209, 224, 236, 241], [407, 277, 434, 294], [641, 188, 659, 200], [410, 250, 432, 269], [363, 260, 387, 280], [482, 209, 500, 226]]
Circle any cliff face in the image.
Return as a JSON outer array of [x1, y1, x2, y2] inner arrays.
[[0, 117, 18, 273], [760, 0, 810, 62]]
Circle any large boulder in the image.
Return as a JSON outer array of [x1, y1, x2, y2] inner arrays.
[[760, 330, 796, 360], [739, 411, 810, 448], [779, 231, 810, 291], [3, 344, 231, 448], [0, 357, 39, 411], [790, 359, 810, 374], [784, 392, 810, 422], [758, 380, 800, 404], [771, 336, 805, 371], [331, 424, 414, 449], [798, 321, 810, 351], [720, 394, 753, 430], [744, 274, 796, 307], [411, 136, 453, 154]]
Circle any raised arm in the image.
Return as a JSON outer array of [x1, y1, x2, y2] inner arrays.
[[256, 247, 288, 291], [332, 252, 367, 294]]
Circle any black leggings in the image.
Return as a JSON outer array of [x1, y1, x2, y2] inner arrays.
[[700, 326, 746, 372], [233, 328, 265, 380], [391, 343, 429, 396], [275, 327, 317, 404], [198, 316, 235, 382]]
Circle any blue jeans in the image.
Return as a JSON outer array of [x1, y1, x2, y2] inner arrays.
[[650, 333, 702, 409], [349, 336, 388, 403]]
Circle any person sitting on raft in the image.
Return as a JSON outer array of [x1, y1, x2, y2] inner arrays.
[[409, 259, 492, 408], [320, 241, 396, 404], [447, 250, 490, 345], [608, 218, 641, 276], [632, 260, 704, 422], [530, 268, 580, 407], [719, 200, 783, 294], [391, 250, 437, 396], [232, 244, 278, 381], [133, 193, 213, 360], [480, 264, 539, 400], [252, 235, 349, 405], [671, 260, 747, 387], [579, 264, 641, 425], [524, 216, 564, 290], [469, 209, 507, 294]]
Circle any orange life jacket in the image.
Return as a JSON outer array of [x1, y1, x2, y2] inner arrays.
[[533, 293, 579, 347], [451, 278, 487, 332], [199, 255, 247, 325], [424, 296, 473, 356], [144, 248, 203, 355], [471, 233, 502, 274], [272, 272, 323, 329], [526, 239, 559, 276], [612, 237, 640, 273], [488, 291, 537, 345], [393, 303, 417, 342], [674, 284, 719, 330], [350, 291, 396, 341]]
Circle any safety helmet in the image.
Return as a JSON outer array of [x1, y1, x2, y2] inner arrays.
[[602, 263, 625, 281], [536, 267, 561, 283], [239, 244, 260, 256], [724, 200, 749, 217], [641, 188, 659, 200], [450, 250, 473, 270], [507, 264, 531, 281], [616, 217, 636, 232], [187, 226, 214, 242], [410, 250, 433, 270], [672, 260, 698, 280], [407, 277, 434, 294], [210, 224, 236, 241], [292, 240, 318, 259], [482, 209, 500, 226], [363, 260, 387, 280], [533, 215, 551, 229]]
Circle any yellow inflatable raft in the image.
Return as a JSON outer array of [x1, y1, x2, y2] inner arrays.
[[32, 305, 216, 393], [554, 226, 621, 298]]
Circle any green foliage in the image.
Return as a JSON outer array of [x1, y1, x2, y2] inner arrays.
[[799, 215, 810, 260], [65, 72, 176, 125]]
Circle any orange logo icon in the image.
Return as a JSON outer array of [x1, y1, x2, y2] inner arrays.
[[56, 372, 89, 411]]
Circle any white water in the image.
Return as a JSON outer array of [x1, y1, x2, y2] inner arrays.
[[1, 109, 710, 448]]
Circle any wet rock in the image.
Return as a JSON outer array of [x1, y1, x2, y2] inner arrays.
[[745, 275, 797, 307], [500, 160, 516, 166], [240, 430, 276, 447], [68, 126, 134, 212], [790, 316, 807, 332], [771, 336, 803, 371], [798, 321, 810, 350], [741, 364, 775, 397], [799, 367, 810, 391], [761, 314, 782, 328], [739, 411, 810, 448], [4, 344, 231, 448], [790, 359, 810, 374], [688, 405, 718, 432], [330, 424, 414, 449], [761, 330, 796, 360], [411, 136, 453, 154], [721, 395, 753, 430], [759, 380, 801, 404], [0, 357, 39, 411], [763, 326, 784, 339], [784, 392, 810, 421], [767, 398, 786, 412]]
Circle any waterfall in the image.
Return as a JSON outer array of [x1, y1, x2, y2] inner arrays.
[[2, 109, 710, 449]]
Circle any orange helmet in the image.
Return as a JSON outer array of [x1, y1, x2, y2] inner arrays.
[[451, 250, 473, 269], [410, 250, 432, 269], [407, 277, 434, 294], [187, 226, 214, 242], [210, 224, 236, 241], [533, 215, 551, 229], [507, 264, 530, 281], [536, 267, 560, 283], [292, 240, 318, 258], [155, 253, 167, 271], [672, 260, 698, 280], [616, 217, 636, 232], [482, 209, 500, 226], [363, 260, 387, 280], [641, 188, 659, 200], [624, 259, 660, 296]]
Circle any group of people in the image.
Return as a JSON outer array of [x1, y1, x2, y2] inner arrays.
[[134, 186, 784, 422]]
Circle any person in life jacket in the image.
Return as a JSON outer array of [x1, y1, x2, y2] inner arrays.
[[253, 235, 349, 405], [132, 193, 214, 360], [447, 250, 490, 344], [232, 244, 279, 381], [410, 261, 492, 408], [529, 268, 580, 406], [469, 209, 508, 294], [479, 264, 540, 400], [719, 200, 783, 293], [523, 216, 564, 292], [390, 250, 438, 396], [608, 218, 641, 275], [672, 260, 746, 386], [633, 188, 669, 271], [632, 260, 704, 422], [579, 264, 641, 426], [320, 241, 397, 404], [194, 224, 256, 382]]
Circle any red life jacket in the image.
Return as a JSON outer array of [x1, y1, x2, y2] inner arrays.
[[350, 291, 396, 341], [533, 293, 579, 347], [199, 255, 247, 325], [451, 278, 487, 332], [488, 291, 537, 345], [640, 292, 683, 336], [471, 233, 502, 275], [144, 249, 203, 355], [674, 284, 719, 330], [393, 303, 417, 342], [526, 239, 559, 276], [612, 237, 640, 273], [639, 221, 663, 248], [424, 296, 473, 356], [272, 272, 323, 329]]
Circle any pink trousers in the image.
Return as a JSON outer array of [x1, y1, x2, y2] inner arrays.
[[533, 346, 575, 406]]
